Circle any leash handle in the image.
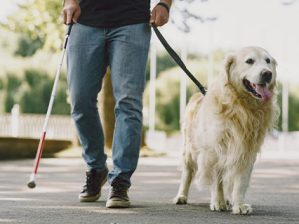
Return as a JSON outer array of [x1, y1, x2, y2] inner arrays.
[[152, 25, 206, 95]]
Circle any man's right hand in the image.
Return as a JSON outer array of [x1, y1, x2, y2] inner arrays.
[[63, 0, 81, 24]]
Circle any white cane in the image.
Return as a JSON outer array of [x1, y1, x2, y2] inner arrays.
[[27, 24, 73, 188]]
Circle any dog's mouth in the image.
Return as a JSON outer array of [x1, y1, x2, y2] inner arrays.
[[243, 79, 273, 102]]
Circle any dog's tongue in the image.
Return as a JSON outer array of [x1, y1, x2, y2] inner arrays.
[[255, 85, 273, 102]]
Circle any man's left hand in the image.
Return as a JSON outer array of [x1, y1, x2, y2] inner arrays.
[[150, 1, 171, 27]]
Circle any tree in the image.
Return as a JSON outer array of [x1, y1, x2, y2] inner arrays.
[[171, 0, 216, 33], [281, 0, 298, 6], [3, 0, 64, 53]]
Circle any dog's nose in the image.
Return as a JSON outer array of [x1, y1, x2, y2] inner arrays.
[[261, 70, 272, 83]]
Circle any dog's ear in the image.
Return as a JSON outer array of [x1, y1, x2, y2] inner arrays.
[[223, 53, 235, 83]]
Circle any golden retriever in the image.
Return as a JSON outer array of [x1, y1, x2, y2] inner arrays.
[[174, 47, 279, 215]]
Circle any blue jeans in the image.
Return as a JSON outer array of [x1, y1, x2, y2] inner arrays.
[[67, 23, 151, 188]]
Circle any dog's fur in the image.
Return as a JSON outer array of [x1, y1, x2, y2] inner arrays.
[[174, 47, 279, 215]]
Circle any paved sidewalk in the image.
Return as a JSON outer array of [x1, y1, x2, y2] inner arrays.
[[0, 156, 298, 224]]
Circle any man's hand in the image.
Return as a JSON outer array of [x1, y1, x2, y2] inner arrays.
[[150, 0, 172, 27], [63, 0, 81, 24]]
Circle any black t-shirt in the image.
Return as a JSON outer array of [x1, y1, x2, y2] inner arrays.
[[78, 0, 151, 28]]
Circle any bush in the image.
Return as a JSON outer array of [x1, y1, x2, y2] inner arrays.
[[277, 83, 299, 131], [1, 69, 70, 114], [15, 36, 43, 57], [4, 73, 22, 112], [288, 94, 299, 131], [144, 59, 209, 134]]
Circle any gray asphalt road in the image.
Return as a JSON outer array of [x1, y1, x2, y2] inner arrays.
[[0, 156, 298, 224]]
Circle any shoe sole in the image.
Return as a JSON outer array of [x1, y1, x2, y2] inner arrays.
[[106, 199, 130, 208], [79, 176, 107, 202]]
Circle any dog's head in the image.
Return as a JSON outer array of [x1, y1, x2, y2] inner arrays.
[[224, 47, 277, 102]]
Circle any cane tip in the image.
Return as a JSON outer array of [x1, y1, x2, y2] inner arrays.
[[27, 181, 36, 189]]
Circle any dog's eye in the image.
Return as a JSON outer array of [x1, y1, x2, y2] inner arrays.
[[265, 58, 271, 64], [245, 58, 255, 65]]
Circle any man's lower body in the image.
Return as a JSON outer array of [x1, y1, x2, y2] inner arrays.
[[67, 22, 151, 207]]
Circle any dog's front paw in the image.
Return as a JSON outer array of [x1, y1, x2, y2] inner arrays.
[[173, 195, 188, 205], [210, 201, 228, 212], [232, 204, 252, 215]]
